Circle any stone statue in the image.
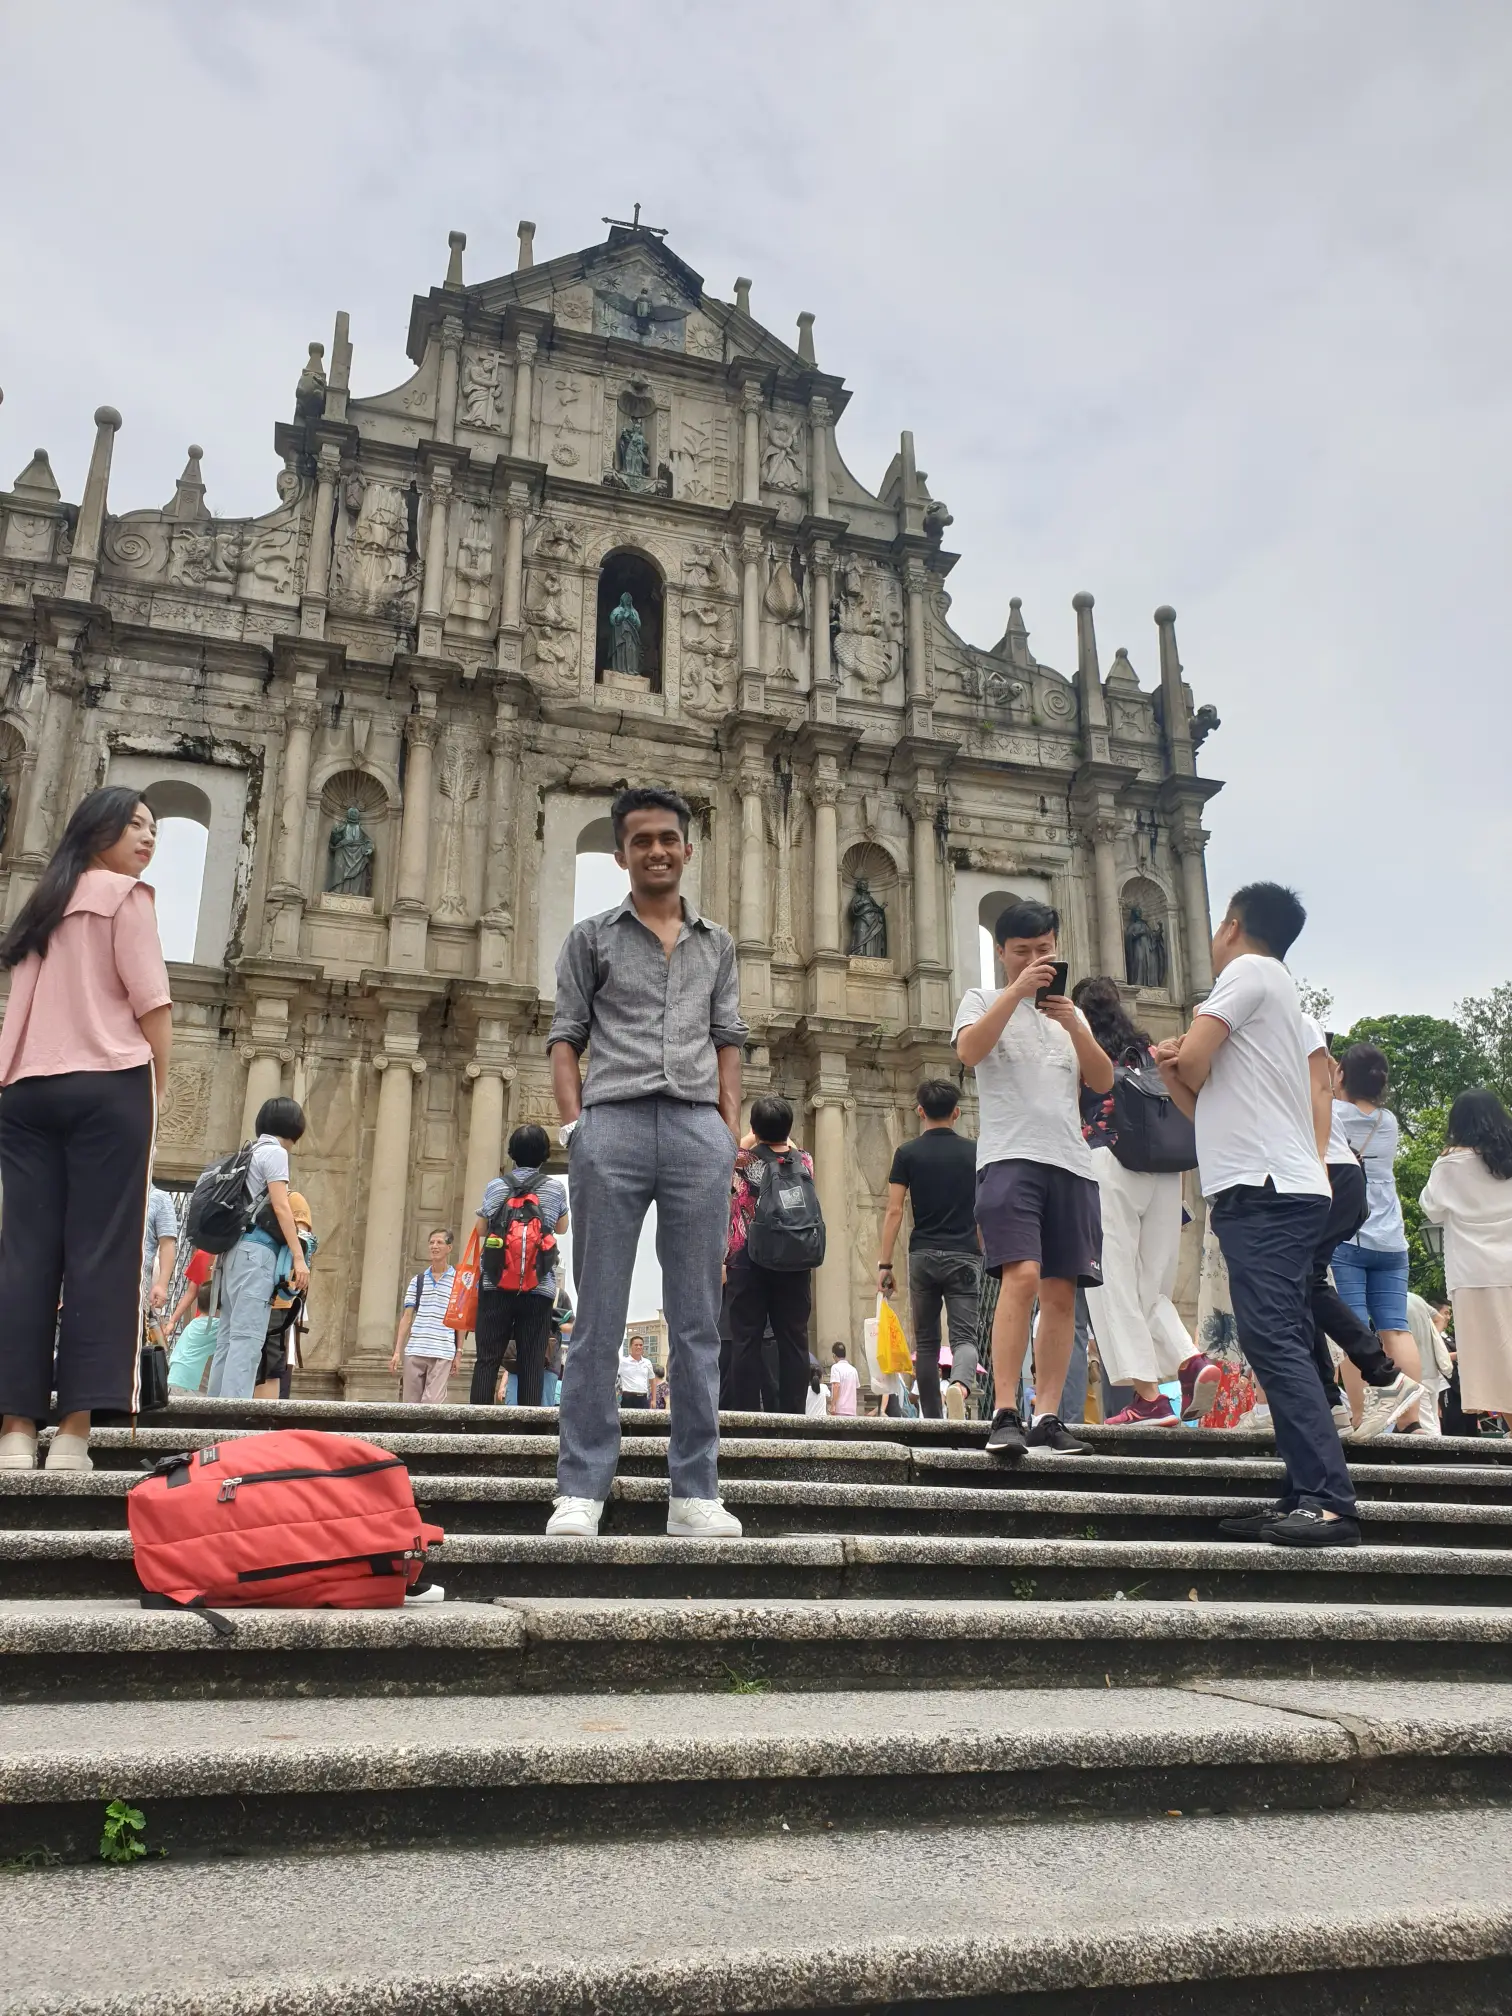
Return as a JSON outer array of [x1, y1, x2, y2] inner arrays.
[[761, 411, 804, 492], [294, 343, 326, 424], [616, 416, 650, 483], [1124, 906, 1167, 989], [608, 592, 642, 677], [326, 806, 375, 898], [459, 350, 503, 431], [1190, 702, 1221, 752], [847, 877, 888, 960], [0, 775, 11, 855]]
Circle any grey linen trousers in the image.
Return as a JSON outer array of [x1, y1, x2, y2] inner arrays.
[[559, 1095, 736, 1502]]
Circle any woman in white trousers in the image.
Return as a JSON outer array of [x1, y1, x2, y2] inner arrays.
[[1073, 978, 1219, 1426]]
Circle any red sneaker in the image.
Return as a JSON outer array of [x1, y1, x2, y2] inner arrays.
[[1106, 1394, 1177, 1426], [1178, 1353, 1222, 1422]]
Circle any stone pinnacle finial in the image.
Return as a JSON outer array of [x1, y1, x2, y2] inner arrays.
[[94, 406, 123, 431], [733, 276, 752, 316], [1072, 590, 1094, 611], [796, 311, 816, 365], [517, 220, 535, 271], [11, 449, 60, 500], [445, 231, 466, 288], [164, 445, 209, 522]]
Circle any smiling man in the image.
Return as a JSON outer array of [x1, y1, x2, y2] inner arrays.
[[546, 786, 747, 1540]]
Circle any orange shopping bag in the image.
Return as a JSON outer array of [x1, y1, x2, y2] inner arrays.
[[874, 1294, 913, 1378], [445, 1224, 481, 1333]]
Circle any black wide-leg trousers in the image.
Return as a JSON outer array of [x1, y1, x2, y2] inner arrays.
[[0, 1064, 155, 1423]]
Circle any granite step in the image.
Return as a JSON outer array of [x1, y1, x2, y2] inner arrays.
[[5, 1595, 1512, 1701], [8, 1527, 1512, 1608], [76, 1424, 1512, 1503], [5, 1801, 1512, 2014], [133, 1395, 1512, 1467], [4, 1678, 1511, 1862], [7, 1468, 1512, 1551]]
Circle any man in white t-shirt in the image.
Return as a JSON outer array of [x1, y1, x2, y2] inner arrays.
[[828, 1343, 860, 1416], [1154, 884, 1358, 1547], [618, 1334, 655, 1409], [953, 900, 1114, 1458]]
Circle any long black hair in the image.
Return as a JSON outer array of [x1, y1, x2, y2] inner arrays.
[[1446, 1088, 1512, 1182], [0, 786, 149, 968], [1071, 975, 1151, 1062]]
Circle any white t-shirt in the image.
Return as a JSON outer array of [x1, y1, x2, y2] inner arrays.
[[1299, 1014, 1353, 1166], [1421, 1148, 1512, 1292], [950, 988, 1094, 1179], [804, 1383, 828, 1418], [829, 1359, 860, 1415], [1194, 956, 1329, 1200], [246, 1134, 290, 1205], [619, 1353, 654, 1395]]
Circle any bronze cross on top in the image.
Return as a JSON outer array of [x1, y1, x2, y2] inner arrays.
[[602, 202, 668, 240]]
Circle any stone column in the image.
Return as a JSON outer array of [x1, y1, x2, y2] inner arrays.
[[270, 686, 321, 958], [810, 1089, 853, 1354], [808, 396, 830, 520], [1155, 604, 1194, 777], [436, 314, 463, 447], [461, 1061, 511, 1224], [904, 561, 931, 707], [1175, 827, 1214, 995], [739, 526, 762, 687], [62, 406, 122, 604], [17, 662, 83, 871], [239, 1051, 286, 1143], [737, 773, 768, 946], [509, 333, 537, 460], [808, 540, 834, 722], [389, 698, 438, 970], [1086, 812, 1124, 980], [354, 1043, 423, 1363], [740, 382, 761, 503], [501, 487, 528, 632], [418, 464, 452, 655], [300, 442, 342, 639], [479, 714, 520, 979], [908, 789, 940, 968], [811, 769, 841, 955]]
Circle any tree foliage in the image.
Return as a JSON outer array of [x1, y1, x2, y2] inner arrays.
[[1455, 983, 1512, 1106], [1336, 1014, 1480, 1135]]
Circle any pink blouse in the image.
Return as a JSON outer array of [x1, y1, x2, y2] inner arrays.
[[0, 871, 172, 1086]]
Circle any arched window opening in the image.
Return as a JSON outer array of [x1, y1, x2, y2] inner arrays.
[[141, 780, 213, 966], [595, 549, 664, 693], [572, 814, 628, 922]]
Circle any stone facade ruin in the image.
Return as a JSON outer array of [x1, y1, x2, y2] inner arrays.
[[0, 218, 1223, 1396]]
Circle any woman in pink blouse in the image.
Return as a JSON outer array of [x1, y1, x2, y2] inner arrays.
[[0, 788, 172, 1471]]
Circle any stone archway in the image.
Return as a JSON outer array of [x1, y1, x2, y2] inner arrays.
[[109, 754, 249, 967]]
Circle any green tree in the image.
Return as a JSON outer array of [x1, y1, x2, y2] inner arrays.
[[1338, 1014, 1480, 1134], [1456, 983, 1512, 1104]]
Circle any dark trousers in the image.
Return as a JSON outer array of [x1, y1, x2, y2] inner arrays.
[[909, 1248, 982, 1418], [0, 1065, 155, 1422], [471, 1289, 552, 1406], [727, 1259, 813, 1413], [1212, 1182, 1355, 1516], [1310, 1162, 1396, 1398]]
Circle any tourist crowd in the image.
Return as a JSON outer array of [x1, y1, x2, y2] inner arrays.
[[1, 779, 1510, 1550]]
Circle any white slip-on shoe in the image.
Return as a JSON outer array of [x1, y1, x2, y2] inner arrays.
[[1353, 1375, 1425, 1441], [667, 1497, 743, 1539], [43, 1432, 92, 1473], [0, 1430, 38, 1471], [546, 1495, 604, 1537]]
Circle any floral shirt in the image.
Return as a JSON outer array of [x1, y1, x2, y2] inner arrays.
[[727, 1144, 816, 1261]]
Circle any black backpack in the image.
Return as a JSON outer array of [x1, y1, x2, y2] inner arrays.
[[184, 1144, 258, 1255], [1110, 1050, 1198, 1175], [746, 1146, 827, 1273]]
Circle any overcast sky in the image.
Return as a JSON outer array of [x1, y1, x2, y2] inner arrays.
[[4, 0, 1508, 1032]]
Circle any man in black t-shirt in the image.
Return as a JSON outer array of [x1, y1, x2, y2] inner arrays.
[[878, 1080, 982, 1418]]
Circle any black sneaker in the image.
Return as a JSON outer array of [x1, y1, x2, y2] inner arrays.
[[1262, 1506, 1361, 1549], [1219, 1504, 1284, 1541], [985, 1407, 1027, 1457], [1025, 1413, 1090, 1455]]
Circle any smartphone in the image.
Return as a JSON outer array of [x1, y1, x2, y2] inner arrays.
[[1036, 960, 1069, 1002]]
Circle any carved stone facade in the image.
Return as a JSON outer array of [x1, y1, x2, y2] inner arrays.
[[0, 221, 1223, 1394]]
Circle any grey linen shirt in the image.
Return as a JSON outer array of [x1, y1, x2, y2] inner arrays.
[[547, 896, 748, 1106]]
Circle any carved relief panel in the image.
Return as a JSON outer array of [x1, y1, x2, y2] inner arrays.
[[833, 559, 903, 698], [540, 371, 598, 474]]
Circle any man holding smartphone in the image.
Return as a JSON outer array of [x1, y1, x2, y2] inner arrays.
[[953, 901, 1113, 1456]]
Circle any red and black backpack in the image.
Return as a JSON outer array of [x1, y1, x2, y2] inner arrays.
[[481, 1187, 556, 1292]]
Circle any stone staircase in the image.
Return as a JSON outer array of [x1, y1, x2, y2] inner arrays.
[[4, 1400, 1512, 2013]]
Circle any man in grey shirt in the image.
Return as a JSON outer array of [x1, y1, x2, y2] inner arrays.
[[546, 786, 747, 1540]]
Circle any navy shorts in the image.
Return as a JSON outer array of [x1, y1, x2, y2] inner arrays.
[[976, 1159, 1103, 1287]]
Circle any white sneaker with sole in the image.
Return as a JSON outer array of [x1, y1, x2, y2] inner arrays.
[[1353, 1375, 1425, 1440], [43, 1433, 92, 1473], [1331, 1401, 1354, 1435], [404, 1578, 445, 1605], [546, 1495, 604, 1537], [667, 1497, 743, 1539], [943, 1383, 967, 1422], [0, 1431, 37, 1471]]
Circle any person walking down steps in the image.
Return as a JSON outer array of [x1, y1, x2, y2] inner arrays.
[[205, 1099, 309, 1402], [545, 786, 747, 1539], [0, 789, 174, 1474]]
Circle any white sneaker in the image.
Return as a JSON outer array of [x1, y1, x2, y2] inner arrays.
[[0, 1430, 37, 1471], [546, 1495, 604, 1537], [667, 1497, 743, 1539], [1353, 1375, 1425, 1440], [404, 1578, 445, 1605], [1331, 1401, 1354, 1435], [943, 1383, 967, 1422], [43, 1433, 92, 1473]]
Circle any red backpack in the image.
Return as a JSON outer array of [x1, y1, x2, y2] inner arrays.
[[127, 1429, 443, 1613], [482, 1187, 556, 1292]]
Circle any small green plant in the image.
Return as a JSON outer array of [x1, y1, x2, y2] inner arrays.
[[2, 1846, 62, 1873], [1011, 1576, 1037, 1600], [99, 1800, 147, 1865], [1080, 1523, 1099, 1540], [723, 1665, 772, 1695]]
